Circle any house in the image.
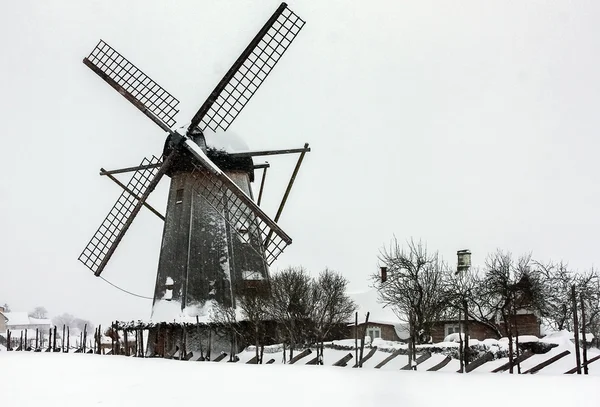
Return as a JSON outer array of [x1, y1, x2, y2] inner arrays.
[[431, 274, 542, 342], [430, 313, 541, 343], [347, 289, 409, 342], [0, 306, 7, 334], [3, 312, 51, 332]]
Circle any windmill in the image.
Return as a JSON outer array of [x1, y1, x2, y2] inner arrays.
[[78, 3, 307, 321]]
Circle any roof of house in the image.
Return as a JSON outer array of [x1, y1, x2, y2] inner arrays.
[[347, 289, 409, 340], [4, 312, 51, 327]]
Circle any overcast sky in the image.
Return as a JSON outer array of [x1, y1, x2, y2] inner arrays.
[[2, 0, 600, 325]]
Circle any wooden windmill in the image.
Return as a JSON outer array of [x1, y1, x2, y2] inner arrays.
[[78, 3, 307, 320]]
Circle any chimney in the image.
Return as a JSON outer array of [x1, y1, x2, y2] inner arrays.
[[0, 306, 4, 313], [380, 267, 387, 283]]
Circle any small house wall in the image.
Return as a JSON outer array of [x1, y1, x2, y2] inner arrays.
[[350, 322, 400, 342], [430, 314, 541, 343], [0, 311, 6, 333]]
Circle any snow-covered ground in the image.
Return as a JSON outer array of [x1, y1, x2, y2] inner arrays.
[[1, 351, 598, 407]]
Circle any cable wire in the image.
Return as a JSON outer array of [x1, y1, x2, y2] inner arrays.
[[99, 276, 153, 300]]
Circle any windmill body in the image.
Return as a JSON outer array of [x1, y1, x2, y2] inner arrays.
[[151, 143, 269, 320], [78, 2, 307, 338]]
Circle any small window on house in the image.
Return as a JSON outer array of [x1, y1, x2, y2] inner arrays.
[[175, 189, 184, 204], [445, 324, 462, 337], [367, 327, 381, 341]]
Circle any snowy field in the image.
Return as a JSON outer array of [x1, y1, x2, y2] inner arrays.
[[1, 351, 599, 407]]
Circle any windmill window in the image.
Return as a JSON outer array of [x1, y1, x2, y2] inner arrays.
[[237, 220, 250, 243], [175, 189, 184, 204]]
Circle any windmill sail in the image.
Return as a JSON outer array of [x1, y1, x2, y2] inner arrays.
[[78, 155, 168, 276], [83, 40, 180, 132], [188, 2, 305, 133]]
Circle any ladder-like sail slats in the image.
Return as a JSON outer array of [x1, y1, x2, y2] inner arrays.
[[78, 156, 163, 275], [84, 40, 180, 129], [190, 165, 291, 266], [190, 3, 305, 133]]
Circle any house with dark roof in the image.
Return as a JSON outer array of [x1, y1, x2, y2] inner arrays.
[[347, 289, 409, 342]]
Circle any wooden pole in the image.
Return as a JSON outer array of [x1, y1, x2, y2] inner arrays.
[[35, 328, 39, 350], [580, 293, 588, 374], [513, 303, 521, 374], [139, 328, 144, 358], [354, 312, 358, 363], [358, 312, 369, 368], [62, 325, 66, 352], [67, 326, 70, 352], [571, 285, 582, 374], [111, 322, 115, 355], [53, 326, 57, 351], [458, 309, 464, 373], [83, 324, 87, 353], [24, 329, 28, 350], [124, 329, 129, 356], [463, 300, 469, 372], [19, 330, 23, 351]]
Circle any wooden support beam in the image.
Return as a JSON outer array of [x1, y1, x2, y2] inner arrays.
[[462, 352, 493, 373], [401, 352, 431, 370], [523, 350, 571, 374], [99, 163, 162, 176], [289, 348, 312, 364], [257, 165, 268, 206], [565, 354, 600, 374], [332, 353, 354, 367], [265, 359, 275, 364], [100, 168, 165, 221], [213, 353, 228, 362], [427, 356, 452, 371], [305, 356, 319, 365], [228, 146, 311, 158], [374, 348, 403, 369], [354, 346, 378, 367], [492, 351, 533, 373], [246, 355, 258, 364]]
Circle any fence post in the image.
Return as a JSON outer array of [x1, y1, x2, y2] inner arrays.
[[571, 285, 582, 374]]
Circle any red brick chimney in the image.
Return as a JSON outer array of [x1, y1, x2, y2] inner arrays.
[[380, 267, 387, 283]]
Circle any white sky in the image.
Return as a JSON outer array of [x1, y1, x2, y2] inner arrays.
[[2, 0, 600, 326]]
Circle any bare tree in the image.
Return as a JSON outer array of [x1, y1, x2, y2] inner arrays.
[[268, 266, 313, 360], [309, 269, 356, 364], [534, 260, 575, 331], [372, 239, 449, 345], [483, 251, 546, 373], [575, 269, 600, 347], [238, 288, 270, 363], [28, 306, 48, 319], [1, 303, 10, 312], [211, 301, 241, 361]]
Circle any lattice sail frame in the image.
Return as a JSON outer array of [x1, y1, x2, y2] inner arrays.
[[85, 40, 180, 128], [194, 4, 305, 133], [78, 156, 163, 274], [189, 165, 289, 265]]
